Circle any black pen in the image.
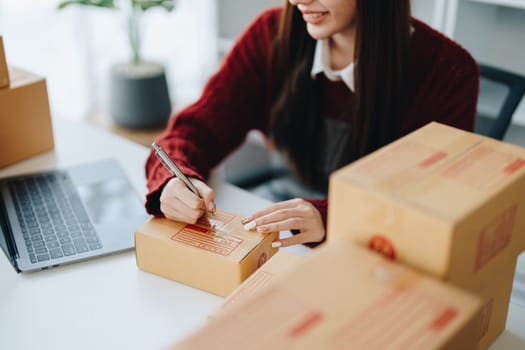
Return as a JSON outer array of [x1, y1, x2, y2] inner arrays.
[[152, 142, 202, 198]]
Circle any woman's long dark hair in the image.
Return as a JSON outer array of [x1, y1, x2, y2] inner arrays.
[[269, 0, 411, 188]]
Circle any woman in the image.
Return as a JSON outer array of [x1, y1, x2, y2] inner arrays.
[[145, 0, 479, 248]]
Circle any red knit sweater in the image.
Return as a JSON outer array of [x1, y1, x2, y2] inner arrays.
[[145, 8, 479, 227]]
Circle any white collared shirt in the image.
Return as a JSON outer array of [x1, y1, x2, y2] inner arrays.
[[310, 39, 355, 92]]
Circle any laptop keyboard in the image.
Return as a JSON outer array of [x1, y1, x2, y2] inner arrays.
[[8, 172, 102, 264]]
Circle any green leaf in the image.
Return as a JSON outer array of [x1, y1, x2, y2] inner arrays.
[[132, 0, 175, 12], [57, 0, 116, 10]]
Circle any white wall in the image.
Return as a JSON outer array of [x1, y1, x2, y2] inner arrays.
[[216, 0, 282, 54], [0, 0, 218, 120]]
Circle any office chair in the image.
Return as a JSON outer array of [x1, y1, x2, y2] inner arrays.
[[475, 63, 525, 140]]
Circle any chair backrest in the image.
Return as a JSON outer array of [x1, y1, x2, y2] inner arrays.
[[475, 63, 525, 140]]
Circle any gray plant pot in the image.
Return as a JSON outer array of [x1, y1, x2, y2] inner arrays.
[[109, 61, 171, 129]]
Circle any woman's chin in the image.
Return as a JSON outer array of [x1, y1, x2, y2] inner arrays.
[[306, 25, 332, 41]]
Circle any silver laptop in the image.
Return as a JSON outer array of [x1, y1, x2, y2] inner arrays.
[[0, 159, 149, 272]]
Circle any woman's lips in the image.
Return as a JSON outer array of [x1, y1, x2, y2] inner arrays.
[[302, 11, 329, 25]]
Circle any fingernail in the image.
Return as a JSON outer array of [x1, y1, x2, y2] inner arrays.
[[209, 201, 216, 213], [241, 216, 251, 224], [271, 241, 282, 248], [243, 221, 256, 231], [256, 226, 268, 233]]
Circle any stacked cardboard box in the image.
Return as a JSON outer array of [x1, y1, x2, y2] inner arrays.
[[174, 241, 483, 350], [135, 208, 278, 296], [0, 36, 54, 168], [328, 122, 525, 348], [208, 250, 303, 320]]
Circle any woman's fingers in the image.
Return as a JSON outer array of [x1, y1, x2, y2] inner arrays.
[[272, 227, 325, 248], [242, 198, 325, 247], [243, 198, 303, 223], [160, 195, 204, 223], [254, 218, 302, 234], [164, 178, 204, 210], [244, 199, 314, 230], [160, 177, 214, 223], [193, 179, 216, 213], [275, 233, 317, 247]]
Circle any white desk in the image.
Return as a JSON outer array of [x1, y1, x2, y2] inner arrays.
[[0, 118, 523, 349], [0, 117, 309, 350]]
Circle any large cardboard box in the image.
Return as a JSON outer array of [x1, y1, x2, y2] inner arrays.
[[135, 209, 278, 296], [173, 241, 483, 350], [0, 66, 54, 168], [209, 250, 303, 320], [328, 122, 525, 348]]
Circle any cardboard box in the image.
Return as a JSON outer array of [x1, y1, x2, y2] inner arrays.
[[328, 122, 525, 347], [135, 208, 278, 296], [0, 66, 54, 168], [209, 250, 304, 320], [173, 241, 483, 350], [0, 36, 9, 88], [476, 259, 517, 349]]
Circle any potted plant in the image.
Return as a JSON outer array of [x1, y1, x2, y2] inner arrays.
[[58, 0, 175, 129]]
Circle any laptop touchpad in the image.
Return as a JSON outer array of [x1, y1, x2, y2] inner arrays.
[[67, 159, 146, 225], [76, 177, 144, 224]]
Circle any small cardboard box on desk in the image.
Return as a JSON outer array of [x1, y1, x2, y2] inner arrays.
[[135, 208, 278, 296], [0, 36, 54, 168], [173, 240, 483, 350], [328, 122, 525, 349]]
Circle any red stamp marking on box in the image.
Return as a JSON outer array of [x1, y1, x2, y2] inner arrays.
[[172, 225, 242, 256], [185, 224, 208, 233], [419, 151, 447, 169], [430, 307, 458, 331], [287, 312, 323, 338], [369, 234, 397, 260], [443, 146, 522, 189], [331, 288, 459, 349], [257, 251, 268, 267], [479, 298, 493, 339], [503, 158, 525, 174], [474, 204, 517, 272]]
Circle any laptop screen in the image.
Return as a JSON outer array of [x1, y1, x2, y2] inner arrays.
[[0, 200, 16, 263]]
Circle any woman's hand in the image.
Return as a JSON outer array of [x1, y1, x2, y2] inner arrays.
[[241, 198, 325, 247], [160, 177, 215, 223]]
